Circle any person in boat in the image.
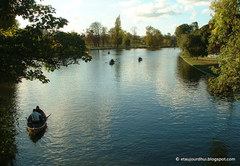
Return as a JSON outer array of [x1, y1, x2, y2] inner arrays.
[[109, 59, 115, 65], [31, 109, 43, 124], [35, 106, 44, 115], [138, 57, 142, 62]]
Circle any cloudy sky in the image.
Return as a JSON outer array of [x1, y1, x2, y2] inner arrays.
[[18, 0, 213, 36]]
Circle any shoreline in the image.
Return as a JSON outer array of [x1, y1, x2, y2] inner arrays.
[[87, 46, 177, 50], [179, 54, 218, 77]]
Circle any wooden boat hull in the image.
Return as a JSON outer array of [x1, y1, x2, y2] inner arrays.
[[27, 111, 48, 135], [27, 122, 47, 134]]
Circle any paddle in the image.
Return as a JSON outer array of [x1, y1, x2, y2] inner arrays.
[[46, 114, 51, 119]]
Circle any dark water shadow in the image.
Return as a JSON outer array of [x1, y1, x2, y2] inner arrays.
[[146, 48, 162, 51], [176, 56, 204, 88], [0, 83, 18, 166], [115, 49, 124, 56], [207, 88, 237, 104], [27, 126, 47, 143], [205, 138, 233, 166]]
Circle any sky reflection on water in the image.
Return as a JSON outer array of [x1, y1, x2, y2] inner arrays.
[[5, 48, 239, 166]]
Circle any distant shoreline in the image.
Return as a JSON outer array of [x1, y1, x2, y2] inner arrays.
[[88, 46, 177, 50]]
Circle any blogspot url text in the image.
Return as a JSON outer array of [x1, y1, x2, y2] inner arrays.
[[176, 157, 236, 162]]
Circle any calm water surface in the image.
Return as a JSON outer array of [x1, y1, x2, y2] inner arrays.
[[4, 48, 240, 165]]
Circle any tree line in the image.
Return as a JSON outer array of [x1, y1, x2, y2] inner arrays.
[[175, 22, 210, 57], [83, 15, 176, 49], [0, 0, 91, 84], [2, 0, 238, 99], [0, 1, 176, 84], [175, 0, 240, 99]]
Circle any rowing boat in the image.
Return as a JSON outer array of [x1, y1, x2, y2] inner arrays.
[[26, 111, 50, 135]]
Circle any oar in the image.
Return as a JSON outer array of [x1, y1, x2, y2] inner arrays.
[[46, 114, 51, 119]]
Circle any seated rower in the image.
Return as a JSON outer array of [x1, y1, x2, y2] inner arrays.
[[138, 57, 142, 62], [31, 109, 43, 124], [35, 106, 44, 115]]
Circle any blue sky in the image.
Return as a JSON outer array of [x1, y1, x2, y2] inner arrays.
[[18, 0, 213, 36]]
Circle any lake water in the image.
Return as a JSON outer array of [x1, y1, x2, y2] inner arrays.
[[1, 48, 240, 165]]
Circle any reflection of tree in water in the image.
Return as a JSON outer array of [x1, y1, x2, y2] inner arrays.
[[207, 85, 236, 102], [28, 127, 47, 143], [207, 138, 232, 166], [111, 49, 123, 82], [176, 56, 203, 87], [0, 83, 18, 165], [113, 62, 121, 83], [115, 49, 123, 56]]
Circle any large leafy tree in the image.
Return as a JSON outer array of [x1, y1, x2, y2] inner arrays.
[[145, 26, 163, 48], [123, 32, 132, 47], [175, 23, 210, 57], [179, 24, 210, 57], [0, 0, 89, 83], [180, 33, 205, 57], [112, 15, 123, 48], [175, 24, 193, 47], [0, 0, 68, 30], [87, 22, 102, 47], [101, 26, 108, 47], [131, 26, 137, 47], [208, 0, 240, 54], [208, 0, 240, 98]]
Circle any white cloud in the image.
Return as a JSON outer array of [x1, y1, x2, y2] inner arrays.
[[111, 0, 141, 7], [122, 2, 181, 22], [177, 0, 211, 6], [155, 0, 166, 2], [190, 11, 197, 20], [183, 5, 197, 20], [178, 0, 213, 21], [202, 8, 210, 14], [171, 24, 178, 30], [184, 5, 194, 11], [59, 0, 83, 12]]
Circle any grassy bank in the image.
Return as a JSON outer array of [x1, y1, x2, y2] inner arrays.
[[180, 54, 218, 76]]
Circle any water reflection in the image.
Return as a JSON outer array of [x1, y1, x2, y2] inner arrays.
[[207, 138, 232, 166], [176, 56, 203, 87], [28, 127, 47, 143], [115, 49, 123, 56], [110, 50, 123, 82], [0, 83, 18, 165], [5, 48, 240, 165]]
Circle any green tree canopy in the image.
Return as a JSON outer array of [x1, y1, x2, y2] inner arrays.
[[180, 33, 205, 57], [175, 24, 193, 47], [163, 33, 177, 47], [208, 0, 240, 98], [208, 0, 240, 54], [101, 26, 108, 46], [0, 0, 68, 30], [112, 15, 123, 48], [175, 22, 210, 57], [180, 24, 210, 57], [88, 22, 102, 47], [145, 26, 163, 48], [0, 0, 89, 83], [123, 32, 132, 47]]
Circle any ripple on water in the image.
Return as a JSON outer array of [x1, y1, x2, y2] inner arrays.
[[11, 48, 240, 166]]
